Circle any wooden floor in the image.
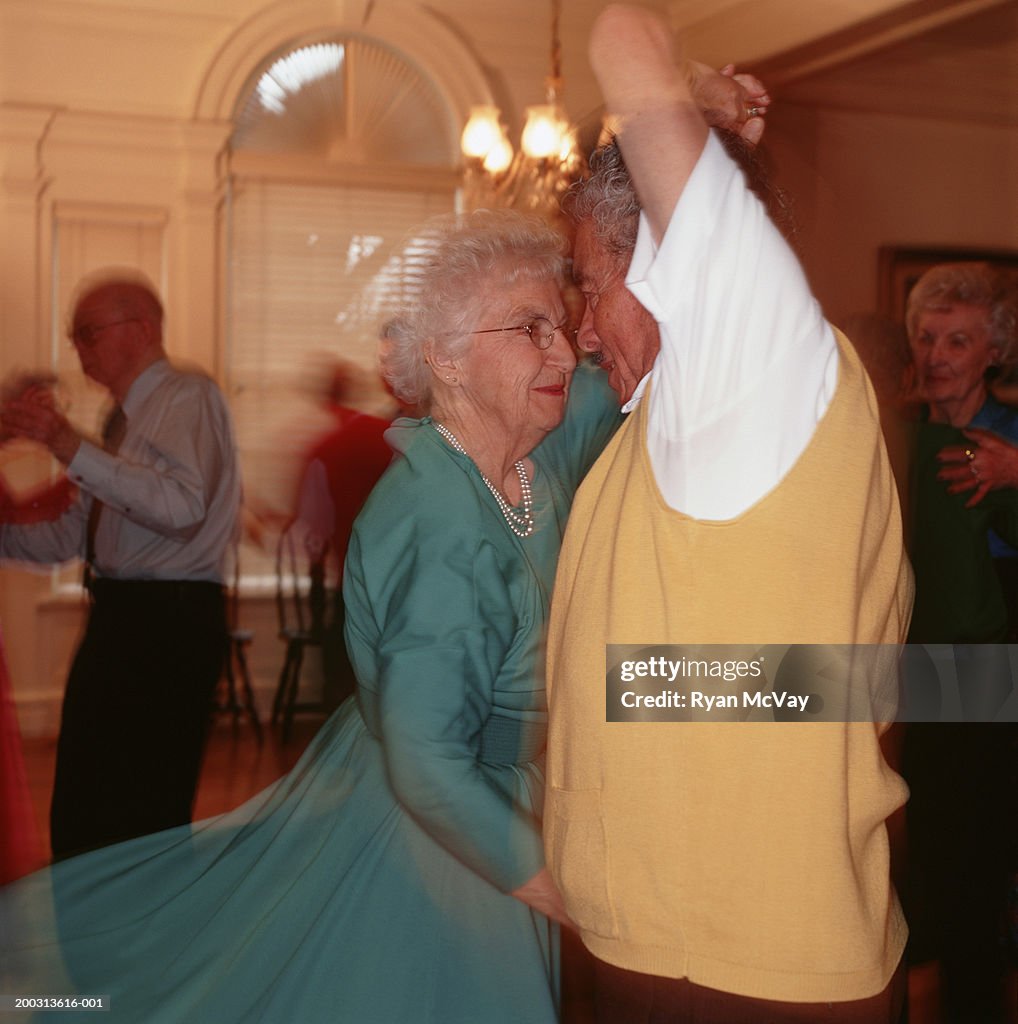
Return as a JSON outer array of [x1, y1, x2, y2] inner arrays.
[[15, 714, 1018, 1023], [18, 706, 597, 1021], [21, 711, 321, 858]]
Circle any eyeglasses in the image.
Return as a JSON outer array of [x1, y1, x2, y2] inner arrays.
[[470, 317, 574, 351], [69, 318, 139, 347]]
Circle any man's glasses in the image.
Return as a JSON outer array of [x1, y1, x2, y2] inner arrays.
[[470, 317, 574, 351], [69, 318, 139, 348]]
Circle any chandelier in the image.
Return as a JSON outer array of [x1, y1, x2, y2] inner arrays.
[[459, 0, 584, 221]]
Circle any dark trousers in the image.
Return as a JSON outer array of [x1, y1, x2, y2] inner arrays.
[[901, 721, 1017, 1023], [593, 957, 906, 1024], [50, 579, 227, 860]]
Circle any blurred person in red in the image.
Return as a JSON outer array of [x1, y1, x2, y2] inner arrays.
[[0, 629, 41, 884], [293, 358, 392, 708], [0, 470, 76, 881]]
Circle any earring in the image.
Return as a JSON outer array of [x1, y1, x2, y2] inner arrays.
[[445, 374, 458, 384]]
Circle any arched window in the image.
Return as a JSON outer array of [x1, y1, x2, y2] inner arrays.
[[232, 37, 454, 163], [225, 35, 459, 566]]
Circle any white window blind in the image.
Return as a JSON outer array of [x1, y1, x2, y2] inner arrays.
[[226, 177, 454, 575]]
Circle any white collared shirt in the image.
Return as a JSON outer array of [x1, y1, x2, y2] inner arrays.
[[1, 360, 240, 582], [622, 132, 838, 521]]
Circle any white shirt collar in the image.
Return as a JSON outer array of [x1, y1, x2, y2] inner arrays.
[[122, 358, 170, 418], [621, 370, 652, 415]]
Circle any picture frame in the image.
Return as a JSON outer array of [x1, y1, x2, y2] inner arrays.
[[877, 245, 1018, 322]]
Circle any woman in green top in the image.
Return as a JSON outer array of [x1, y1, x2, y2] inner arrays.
[[906, 261, 1018, 645], [0, 210, 620, 1023], [901, 261, 1018, 1024]]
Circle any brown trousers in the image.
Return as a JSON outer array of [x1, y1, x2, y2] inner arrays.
[[594, 956, 906, 1024]]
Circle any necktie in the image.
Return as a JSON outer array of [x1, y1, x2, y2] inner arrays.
[[102, 404, 127, 454]]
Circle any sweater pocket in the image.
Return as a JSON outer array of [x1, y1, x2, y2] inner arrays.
[[545, 786, 618, 940]]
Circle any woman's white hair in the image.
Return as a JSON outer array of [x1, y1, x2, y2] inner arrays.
[[381, 210, 566, 411], [906, 262, 1018, 364]]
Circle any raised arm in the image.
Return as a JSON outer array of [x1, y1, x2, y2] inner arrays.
[[589, 5, 708, 244], [590, 6, 836, 522]]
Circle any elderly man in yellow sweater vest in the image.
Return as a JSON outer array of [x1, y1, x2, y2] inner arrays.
[[544, 7, 914, 1023]]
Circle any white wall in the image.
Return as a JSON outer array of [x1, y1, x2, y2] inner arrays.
[[765, 103, 1017, 326]]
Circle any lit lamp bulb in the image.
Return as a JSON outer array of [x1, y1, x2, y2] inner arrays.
[[483, 131, 514, 175], [521, 104, 566, 160], [461, 106, 503, 160]]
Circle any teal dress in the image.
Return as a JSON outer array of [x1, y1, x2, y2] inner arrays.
[[0, 365, 619, 1024]]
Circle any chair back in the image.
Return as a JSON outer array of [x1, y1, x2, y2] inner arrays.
[[275, 518, 329, 641]]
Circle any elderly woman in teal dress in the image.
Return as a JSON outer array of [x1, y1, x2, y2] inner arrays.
[[0, 49, 774, 1014], [0, 210, 620, 1023]]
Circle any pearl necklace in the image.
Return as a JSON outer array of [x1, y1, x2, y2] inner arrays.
[[433, 422, 534, 538]]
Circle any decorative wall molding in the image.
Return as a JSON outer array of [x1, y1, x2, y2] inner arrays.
[[0, 104, 57, 195], [38, 112, 231, 203]]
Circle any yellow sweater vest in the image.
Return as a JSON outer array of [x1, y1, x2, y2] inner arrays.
[[545, 331, 914, 1003]]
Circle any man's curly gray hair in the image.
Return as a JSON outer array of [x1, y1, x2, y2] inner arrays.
[[564, 131, 794, 253], [561, 139, 640, 262]]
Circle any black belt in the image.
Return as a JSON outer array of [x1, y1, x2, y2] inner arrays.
[[87, 577, 223, 602], [477, 713, 546, 765]]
